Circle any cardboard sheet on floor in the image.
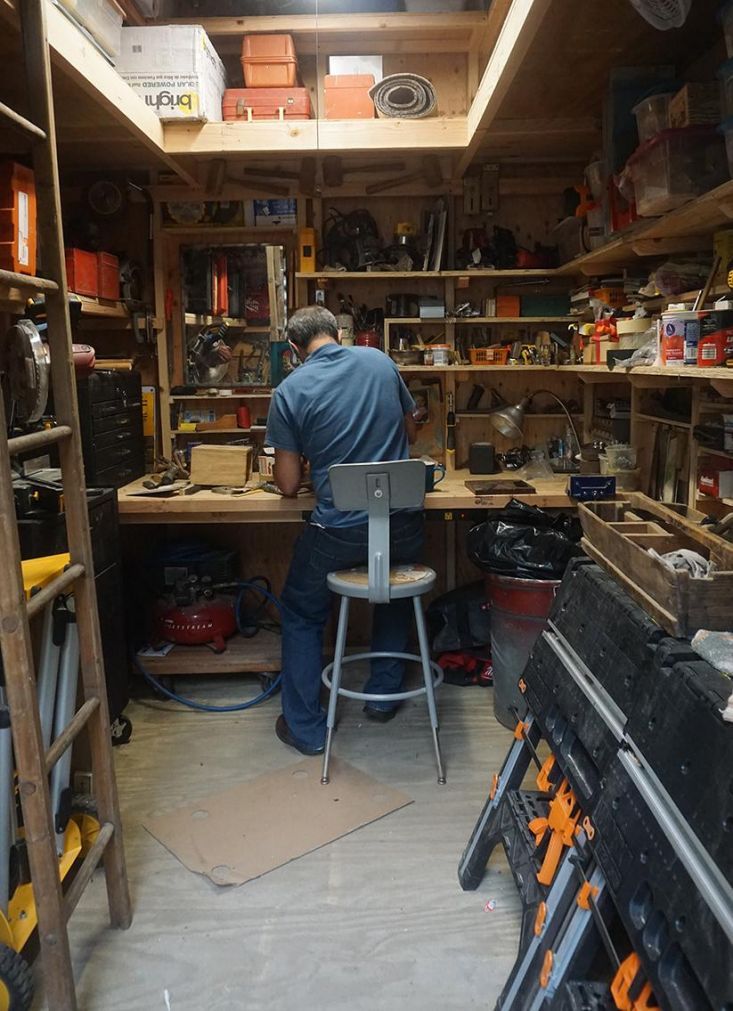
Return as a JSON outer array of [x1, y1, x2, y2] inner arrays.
[[143, 757, 413, 886]]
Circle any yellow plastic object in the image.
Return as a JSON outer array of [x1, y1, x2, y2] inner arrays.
[[7, 820, 82, 952], [21, 554, 70, 601]]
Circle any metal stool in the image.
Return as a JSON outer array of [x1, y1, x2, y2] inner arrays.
[[320, 460, 445, 785]]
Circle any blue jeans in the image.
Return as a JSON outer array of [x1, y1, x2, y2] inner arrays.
[[280, 512, 425, 750]]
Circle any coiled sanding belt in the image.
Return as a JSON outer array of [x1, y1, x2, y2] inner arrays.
[[369, 74, 437, 119]]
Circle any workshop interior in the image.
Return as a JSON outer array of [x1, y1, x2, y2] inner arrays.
[[0, 0, 732, 1008]]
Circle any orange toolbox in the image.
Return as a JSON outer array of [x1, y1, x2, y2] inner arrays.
[[241, 34, 297, 88], [65, 248, 98, 297], [97, 251, 120, 300], [324, 74, 375, 120], [496, 295, 521, 317], [223, 87, 311, 121], [0, 161, 37, 276]]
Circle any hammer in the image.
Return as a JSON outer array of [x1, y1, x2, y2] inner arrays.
[[322, 155, 406, 188], [365, 155, 443, 195]]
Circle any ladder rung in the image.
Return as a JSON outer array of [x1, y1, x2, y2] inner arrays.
[[64, 821, 114, 921], [0, 268, 58, 293], [26, 563, 85, 620], [45, 697, 100, 773], [8, 425, 72, 457], [0, 100, 46, 141]]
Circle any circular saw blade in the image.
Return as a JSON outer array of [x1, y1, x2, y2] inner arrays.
[[3, 319, 50, 423]]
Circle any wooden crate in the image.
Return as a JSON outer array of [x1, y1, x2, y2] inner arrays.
[[190, 444, 253, 487], [578, 493, 733, 637]]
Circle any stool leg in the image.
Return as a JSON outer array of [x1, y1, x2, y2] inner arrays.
[[322, 595, 350, 785], [413, 595, 446, 785]]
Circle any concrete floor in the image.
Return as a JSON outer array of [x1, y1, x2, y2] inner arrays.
[[36, 674, 521, 1010]]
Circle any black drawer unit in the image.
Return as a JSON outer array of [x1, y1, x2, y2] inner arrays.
[[76, 371, 145, 489]]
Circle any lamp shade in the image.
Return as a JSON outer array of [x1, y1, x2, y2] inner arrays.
[[489, 397, 529, 440]]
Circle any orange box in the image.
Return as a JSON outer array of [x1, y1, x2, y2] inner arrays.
[[324, 74, 375, 120], [65, 248, 98, 297], [241, 34, 297, 88], [496, 295, 521, 317], [97, 251, 120, 300], [0, 161, 36, 276]]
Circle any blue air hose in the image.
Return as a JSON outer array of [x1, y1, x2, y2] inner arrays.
[[134, 581, 283, 713]]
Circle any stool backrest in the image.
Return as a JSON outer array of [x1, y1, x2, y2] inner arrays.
[[328, 459, 426, 604]]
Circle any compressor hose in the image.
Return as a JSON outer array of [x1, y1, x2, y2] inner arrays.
[[134, 581, 283, 713]]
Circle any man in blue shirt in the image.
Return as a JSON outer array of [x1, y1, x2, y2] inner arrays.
[[266, 306, 422, 755]]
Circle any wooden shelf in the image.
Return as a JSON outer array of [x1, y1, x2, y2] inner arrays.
[[625, 365, 733, 383], [163, 118, 468, 158], [296, 269, 565, 280], [170, 392, 272, 401], [636, 413, 692, 431], [172, 426, 267, 434], [557, 178, 733, 278], [697, 446, 733, 461], [458, 411, 582, 419], [184, 313, 270, 332], [138, 629, 281, 676], [399, 364, 574, 373], [386, 316, 574, 325]]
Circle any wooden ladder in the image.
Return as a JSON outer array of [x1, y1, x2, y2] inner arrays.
[[0, 2, 132, 1008]]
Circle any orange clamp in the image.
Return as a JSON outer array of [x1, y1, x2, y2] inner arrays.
[[518, 677, 527, 694], [489, 772, 499, 801], [539, 950, 553, 989], [534, 901, 547, 937], [528, 780, 582, 886], [582, 814, 595, 840], [611, 954, 660, 1011], [513, 719, 528, 741], [577, 880, 599, 910], [536, 755, 557, 793]]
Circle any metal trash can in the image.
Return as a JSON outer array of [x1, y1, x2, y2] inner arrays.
[[485, 573, 559, 729]]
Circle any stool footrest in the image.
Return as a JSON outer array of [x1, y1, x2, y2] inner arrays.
[[321, 651, 443, 702]]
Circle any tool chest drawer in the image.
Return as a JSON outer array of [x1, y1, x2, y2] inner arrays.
[[77, 369, 141, 407], [92, 419, 143, 451], [91, 407, 142, 435], [77, 370, 144, 488]]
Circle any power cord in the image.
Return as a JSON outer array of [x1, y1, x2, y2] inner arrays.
[[134, 580, 283, 713]]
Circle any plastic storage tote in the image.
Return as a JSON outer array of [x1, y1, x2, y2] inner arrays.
[[324, 75, 375, 119], [241, 35, 297, 88], [626, 127, 728, 216], [632, 92, 672, 142], [222, 88, 311, 121]]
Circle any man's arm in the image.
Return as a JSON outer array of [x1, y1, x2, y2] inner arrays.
[[404, 412, 417, 445], [273, 449, 303, 496]]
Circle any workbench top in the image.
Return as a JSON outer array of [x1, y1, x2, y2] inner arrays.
[[117, 472, 574, 524]]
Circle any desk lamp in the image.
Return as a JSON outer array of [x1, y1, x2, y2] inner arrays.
[[489, 389, 581, 452]]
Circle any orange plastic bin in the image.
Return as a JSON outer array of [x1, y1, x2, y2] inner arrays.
[[324, 74, 375, 119], [0, 161, 37, 276], [241, 34, 297, 88]]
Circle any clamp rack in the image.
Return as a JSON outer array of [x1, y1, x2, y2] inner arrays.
[[458, 559, 733, 1010]]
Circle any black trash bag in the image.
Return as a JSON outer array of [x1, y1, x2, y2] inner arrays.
[[467, 498, 582, 579], [426, 581, 491, 652]]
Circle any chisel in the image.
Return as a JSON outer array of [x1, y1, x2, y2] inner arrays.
[[446, 391, 456, 466]]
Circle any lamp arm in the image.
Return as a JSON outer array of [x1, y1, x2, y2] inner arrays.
[[531, 389, 581, 454]]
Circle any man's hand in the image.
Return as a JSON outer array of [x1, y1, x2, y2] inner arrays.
[[273, 449, 303, 496]]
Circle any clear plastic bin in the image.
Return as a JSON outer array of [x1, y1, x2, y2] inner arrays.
[[632, 93, 673, 142], [626, 127, 728, 216], [56, 0, 123, 58], [602, 444, 637, 470]]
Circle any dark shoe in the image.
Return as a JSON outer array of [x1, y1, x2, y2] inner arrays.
[[363, 703, 401, 723], [275, 715, 325, 756]]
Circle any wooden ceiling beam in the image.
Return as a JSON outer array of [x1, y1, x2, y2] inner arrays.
[[457, 0, 553, 177]]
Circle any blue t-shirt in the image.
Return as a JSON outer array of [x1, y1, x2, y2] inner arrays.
[[266, 343, 416, 527]]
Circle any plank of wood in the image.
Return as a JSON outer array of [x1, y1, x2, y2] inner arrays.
[[581, 538, 681, 636], [626, 493, 733, 568], [457, 0, 552, 176], [140, 630, 282, 675]]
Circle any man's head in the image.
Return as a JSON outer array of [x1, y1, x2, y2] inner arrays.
[[285, 306, 340, 360]]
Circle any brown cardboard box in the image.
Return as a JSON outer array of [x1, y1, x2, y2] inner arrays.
[[190, 444, 252, 487], [668, 83, 720, 128]]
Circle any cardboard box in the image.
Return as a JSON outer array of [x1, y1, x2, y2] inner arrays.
[[190, 445, 252, 487], [328, 55, 383, 82], [668, 83, 720, 128], [117, 25, 226, 122], [582, 338, 615, 365]]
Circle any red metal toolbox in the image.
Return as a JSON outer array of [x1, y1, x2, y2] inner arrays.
[[97, 251, 120, 301], [65, 248, 98, 297], [222, 87, 311, 121]]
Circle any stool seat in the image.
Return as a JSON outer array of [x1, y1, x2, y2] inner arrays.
[[327, 563, 436, 600]]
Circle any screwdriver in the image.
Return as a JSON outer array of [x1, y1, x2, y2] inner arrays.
[[446, 391, 455, 466]]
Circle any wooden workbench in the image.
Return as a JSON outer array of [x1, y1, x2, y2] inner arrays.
[[116, 471, 573, 524]]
